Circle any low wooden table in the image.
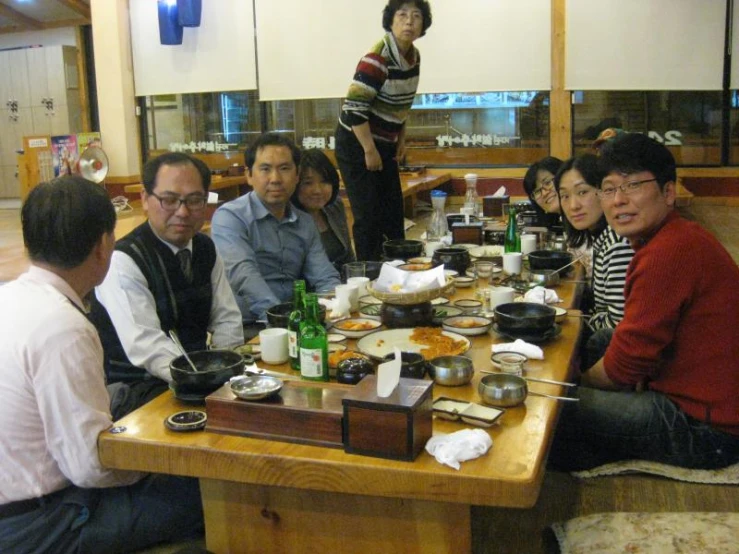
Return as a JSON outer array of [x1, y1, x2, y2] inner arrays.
[[99, 279, 583, 553]]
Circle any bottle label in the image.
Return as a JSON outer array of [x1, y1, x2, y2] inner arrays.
[[288, 330, 298, 357], [300, 348, 324, 378]]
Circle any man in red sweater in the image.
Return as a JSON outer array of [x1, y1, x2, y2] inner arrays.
[[550, 133, 739, 471]]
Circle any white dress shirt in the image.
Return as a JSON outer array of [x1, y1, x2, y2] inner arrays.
[[94, 236, 244, 382], [0, 267, 143, 503]]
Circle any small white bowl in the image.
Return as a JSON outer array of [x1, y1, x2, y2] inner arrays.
[[332, 318, 382, 338], [327, 333, 347, 343], [454, 276, 475, 288], [442, 315, 492, 336], [431, 297, 450, 306], [444, 269, 459, 279], [454, 299, 484, 312], [554, 306, 567, 323], [358, 294, 382, 307], [358, 304, 382, 321]]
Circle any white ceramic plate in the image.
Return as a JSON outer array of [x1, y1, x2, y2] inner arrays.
[[356, 328, 470, 360], [358, 294, 382, 306], [442, 315, 492, 336], [454, 276, 475, 288], [326, 333, 347, 343], [431, 297, 450, 306], [332, 318, 383, 338]]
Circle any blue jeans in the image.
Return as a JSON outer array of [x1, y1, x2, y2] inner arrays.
[[548, 387, 739, 471], [0, 475, 203, 554]]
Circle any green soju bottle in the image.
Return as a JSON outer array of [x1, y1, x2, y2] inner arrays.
[[299, 294, 329, 382], [287, 280, 306, 371], [504, 205, 521, 253]]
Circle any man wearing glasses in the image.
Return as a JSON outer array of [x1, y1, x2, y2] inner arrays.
[[550, 133, 739, 471], [92, 153, 243, 417]]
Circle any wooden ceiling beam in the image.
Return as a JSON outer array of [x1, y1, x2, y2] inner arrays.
[[0, 2, 43, 29], [56, 0, 90, 21]]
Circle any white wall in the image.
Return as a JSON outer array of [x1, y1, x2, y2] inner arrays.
[[0, 27, 77, 50]]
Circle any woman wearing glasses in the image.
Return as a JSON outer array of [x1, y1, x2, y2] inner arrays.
[[554, 154, 634, 367], [522, 156, 564, 230]]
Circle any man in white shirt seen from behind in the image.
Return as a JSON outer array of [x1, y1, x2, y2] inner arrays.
[[92, 152, 243, 418], [0, 176, 203, 553]]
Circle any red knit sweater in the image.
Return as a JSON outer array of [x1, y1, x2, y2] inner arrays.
[[604, 211, 739, 435]]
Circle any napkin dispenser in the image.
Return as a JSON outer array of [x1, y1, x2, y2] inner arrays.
[[451, 222, 483, 245], [483, 195, 510, 217], [342, 376, 433, 461]]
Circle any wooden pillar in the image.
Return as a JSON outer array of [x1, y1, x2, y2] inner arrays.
[[550, 0, 571, 160], [90, 0, 142, 188]]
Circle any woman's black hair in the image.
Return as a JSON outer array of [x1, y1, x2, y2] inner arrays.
[[291, 149, 341, 211], [382, 0, 433, 37], [553, 154, 607, 248], [522, 156, 563, 227]]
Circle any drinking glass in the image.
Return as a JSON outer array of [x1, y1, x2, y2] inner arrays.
[[344, 262, 366, 280], [474, 261, 494, 287]]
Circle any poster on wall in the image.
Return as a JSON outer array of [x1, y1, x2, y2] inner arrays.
[[77, 132, 102, 152], [51, 135, 78, 177]]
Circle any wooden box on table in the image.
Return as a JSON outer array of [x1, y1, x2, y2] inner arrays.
[[342, 376, 433, 461], [205, 380, 352, 448]]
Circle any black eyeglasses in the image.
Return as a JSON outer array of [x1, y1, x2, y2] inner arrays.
[[149, 192, 207, 212], [532, 177, 554, 199], [597, 178, 657, 200]]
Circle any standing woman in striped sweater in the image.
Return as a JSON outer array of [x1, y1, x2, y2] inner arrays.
[[554, 154, 634, 367], [335, 0, 432, 261]]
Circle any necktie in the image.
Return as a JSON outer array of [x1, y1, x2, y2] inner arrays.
[[177, 249, 193, 283]]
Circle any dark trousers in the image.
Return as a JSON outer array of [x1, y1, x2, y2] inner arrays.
[[335, 125, 405, 261], [0, 475, 203, 554]]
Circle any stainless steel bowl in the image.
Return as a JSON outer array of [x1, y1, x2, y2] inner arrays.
[[478, 373, 528, 407], [429, 355, 474, 386], [229, 374, 283, 401]]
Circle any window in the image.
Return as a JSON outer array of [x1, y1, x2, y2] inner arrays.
[[572, 91, 723, 165]]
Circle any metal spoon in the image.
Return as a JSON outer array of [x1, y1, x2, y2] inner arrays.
[[551, 253, 586, 275], [528, 390, 579, 402], [168, 330, 199, 373], [480, 369, 576, 388]]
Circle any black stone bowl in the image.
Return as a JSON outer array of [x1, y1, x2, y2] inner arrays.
[[336, 357, 375, 385], [382, 239, 424, 260], [494, 302, 556, 335], [527, 250, 573, 274], [170, 349, 247, 393], [432, 247, 471, 275], [380, 301, 434, 329], [382, 351, 428, 380], [266, 302, 326, 329]]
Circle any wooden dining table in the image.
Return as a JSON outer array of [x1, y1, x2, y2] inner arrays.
[[98, 272, 584, 554]]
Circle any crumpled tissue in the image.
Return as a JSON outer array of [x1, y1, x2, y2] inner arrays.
[[524, 286, 561, 304], [492, 339, 544, 360], [425, 429, 493, 470], [318, 297, 351, 320]]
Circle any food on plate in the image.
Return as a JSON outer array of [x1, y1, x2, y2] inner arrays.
[[329, 350, 369, 368], [451, 318, 482, 328], [336, 320, 377, 331], [409, 327, 468, 360]]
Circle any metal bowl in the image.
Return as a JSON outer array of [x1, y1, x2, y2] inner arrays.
[[428, 355, 474, 386], [528, 268, 560, 287], [478, 373, 528, 407], [229, 374, 283, 401]]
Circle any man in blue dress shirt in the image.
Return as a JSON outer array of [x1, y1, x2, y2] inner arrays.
[[212, 133, 341, 326]]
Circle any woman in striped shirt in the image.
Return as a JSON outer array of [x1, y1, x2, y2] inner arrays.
[[335, 0, 433, 261], [554, 154, 634, 366]]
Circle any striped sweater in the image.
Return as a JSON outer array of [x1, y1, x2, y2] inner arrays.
[[339, 33, 420, 143], [588, 226, 634, 331]]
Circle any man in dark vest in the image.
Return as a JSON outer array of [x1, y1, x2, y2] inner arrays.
[[91, 152, 243, 417]]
